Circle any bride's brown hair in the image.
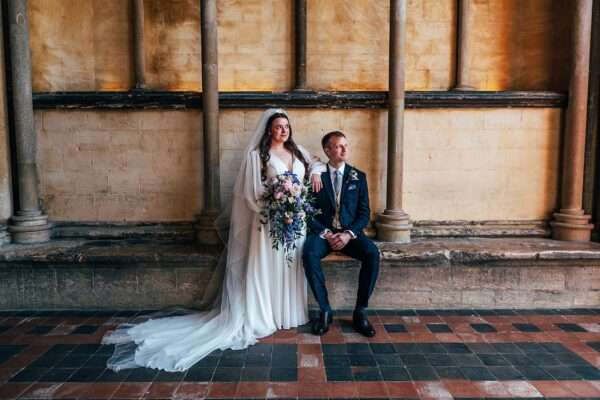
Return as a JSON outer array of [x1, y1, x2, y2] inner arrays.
[[258, 112, 308, 181]]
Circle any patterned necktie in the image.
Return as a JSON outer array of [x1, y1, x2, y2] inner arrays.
[[334, 170, 342, 198]]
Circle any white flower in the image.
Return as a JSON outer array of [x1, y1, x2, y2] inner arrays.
[[349, 169, 359, 181]]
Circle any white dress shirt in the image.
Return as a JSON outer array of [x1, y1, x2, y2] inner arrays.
[[319, 162, 356, 240]]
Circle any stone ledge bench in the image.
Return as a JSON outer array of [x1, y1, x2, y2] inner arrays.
[[1, 238, 600, 310]]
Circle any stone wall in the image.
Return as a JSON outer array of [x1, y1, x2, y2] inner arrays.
[[36, 108, 560, 223], [29, 0, 572, 91]]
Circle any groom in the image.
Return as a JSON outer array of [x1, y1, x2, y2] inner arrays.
[[303, 131, 380, 337]]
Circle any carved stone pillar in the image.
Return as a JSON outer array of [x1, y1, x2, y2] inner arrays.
[[454, 0, 475, 90], [195, 0, 221, 245], [132, 0, 146, 89], [551, 0, 594, 241], [376, 0, 412, 242], [6, 0, 51, 243], [294, 0, 307, 90]]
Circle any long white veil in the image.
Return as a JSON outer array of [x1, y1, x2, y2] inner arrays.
[[102, 108, 290, 372]]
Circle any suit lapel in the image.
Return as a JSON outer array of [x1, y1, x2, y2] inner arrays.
[[322, 165, 336, 209], [339, 163, 352, 206]]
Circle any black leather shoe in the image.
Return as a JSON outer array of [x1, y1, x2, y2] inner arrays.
[[352, 311, 376, 337], [311, 310, 333, 336]]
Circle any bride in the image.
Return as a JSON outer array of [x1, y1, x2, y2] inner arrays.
[[103, 108, 325, 372]]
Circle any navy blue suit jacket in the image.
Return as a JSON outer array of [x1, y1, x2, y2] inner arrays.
[[308, 164, 370, 237]]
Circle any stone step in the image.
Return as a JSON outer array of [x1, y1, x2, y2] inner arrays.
[[1, 238, 600, 310]]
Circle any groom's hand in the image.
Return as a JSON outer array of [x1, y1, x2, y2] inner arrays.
[[330, 232, 351, 251], [311, 174, 323, 193]]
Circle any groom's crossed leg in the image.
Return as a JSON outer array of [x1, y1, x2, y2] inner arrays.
[[303, 233, 380, 321]]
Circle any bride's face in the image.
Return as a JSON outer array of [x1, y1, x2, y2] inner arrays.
[[270, 117, 290, 145]]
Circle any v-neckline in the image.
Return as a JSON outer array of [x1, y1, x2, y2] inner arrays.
[[270, 151, 295, 173]]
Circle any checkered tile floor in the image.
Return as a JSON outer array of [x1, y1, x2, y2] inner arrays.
[[1, 309, 600, 399]]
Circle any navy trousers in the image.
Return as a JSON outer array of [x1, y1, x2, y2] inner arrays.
[[302, 232, 380, 313]]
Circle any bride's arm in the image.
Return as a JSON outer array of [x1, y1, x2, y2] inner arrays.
[[298, 145, 326, 192]]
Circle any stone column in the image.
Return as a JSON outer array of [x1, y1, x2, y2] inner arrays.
[[0, 3, 11, 245], [551, 0, 594, 241], [132, 0, 146, 89], [453, 0, 475, 90], [294, 0, 307, 90], [375, 0, 412, 242], [6, 0, 51, 243], [195, 0, 221, 245]]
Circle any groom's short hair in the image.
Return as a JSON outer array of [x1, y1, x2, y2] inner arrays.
[[322, 130, 346, 149]]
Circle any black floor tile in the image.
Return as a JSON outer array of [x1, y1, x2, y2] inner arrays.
[[213, 367, 242, 382], [415, 310, 437, 316], [380, 367, 410, 381], [515, 365, 555, 380], [324, 355, 351, 368], [154, 370, 186, 382], [125, 368, 158, 382], [273, 344, 297, 354], [384, 324, 407, 333], [349, 354, 376, 367], [527, 352, 561, 366], [459, 366, 495, 381], [427, 324, 452, 333], [542, 365, 583, 380], [434, 366, 465, 379], [399, 354, 428, 366], [467, 343, 497, 354], [96, 368, 132, 382], [184, 367, 214, 382], [406, 365, 438, 380], [554, 352, 590, 366], [191, 356, 220, 368], [96, 345, 115, 355], [56, 354, 91, 368], [67, 367, 105, 382], [38, 368, 77, 382], [271, 352, 297, 367], [442, 343, 471, 354], [516, 342, 549, 354], [470, 323, 497, 333], [555, 323, 587, 332], [539, 342, 569, 354], [587, 341, 600, 352], [347, 343, 371, 354], [325, 367, 353, 381], [492, 343, 523, 354], [10, 368, 47, 382], [478, 354, 511, 367], [450, 354, 484, 367], [374, 354, 403, 366], [393, 343, 420, 354], [27, 325, 56, 335], [513, 323, 541, 332], [219, 355, 245, 367], [247, 343, 273, 355], [72, 344, 103, 355], [322, 344, 346, 355], [245, 353, 271, 367], [0, 325, 13, 334], [270, 367, 297, 382], [488, 366, 525, 380], [503, 353, 535, 366], [571, 365, 600, 380], [424, 354, 454, 367], [71, 325, 99, 334], [241, 367, 270, 381], [370, 343, 396, 354], [352, 367, 381, 381], [419, 343, 446, 354], [83, 355, 110, 369]]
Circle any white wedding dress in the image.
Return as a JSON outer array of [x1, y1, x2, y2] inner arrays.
[[102, 109, 323, 372]]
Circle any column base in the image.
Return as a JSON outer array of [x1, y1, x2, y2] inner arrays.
[[195, 210, 222, 245], [8, 213, 52, 244], [375, 209, 412, 243], [550, 211, 594, 241], [0, 223, 9, 245]]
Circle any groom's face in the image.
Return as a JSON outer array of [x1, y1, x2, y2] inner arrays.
[[324, 136, 349, 164]]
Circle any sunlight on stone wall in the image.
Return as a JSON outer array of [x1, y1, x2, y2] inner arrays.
[[35, 108, 561, 222], [29, 0, 133, 91], [36, 111, 202, 221], [307, 0, 456, 90], [29, 0, 571, 92], [467, 0, 573, 91]]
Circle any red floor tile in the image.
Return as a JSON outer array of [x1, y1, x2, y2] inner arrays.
[[530, 380, 575, 398], [385, 381, 418, 398], [298, 382, 329, 398], [112, 382, 151, 399], [474, 381, 512, 398], [561, 380, 600, 397], [266, 382, 299, 398], [298, 367, 326, 382], [0, 382, 31, 399], [206, 382, 238, 398], [235, 382, 270, 398], [327, 382, 359, 398], [443, 379, 484, 398], [144, 382, 179, 399], [357, 381, 387, 398], [415, 381, 452, 400], [503, 380, 543, 398], [298, 343, 321, 354], [18, 383, 63, 399]]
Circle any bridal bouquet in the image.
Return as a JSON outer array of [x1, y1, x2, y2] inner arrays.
[[260, 172, 320, 265]]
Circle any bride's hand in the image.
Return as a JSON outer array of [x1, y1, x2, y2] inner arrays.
[[311, 174, 323, 193]]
